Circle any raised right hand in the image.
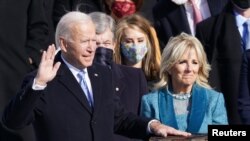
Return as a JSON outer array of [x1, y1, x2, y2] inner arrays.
[[35, 44, 61, 86]]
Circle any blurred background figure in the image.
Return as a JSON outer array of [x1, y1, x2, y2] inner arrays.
[[90, 11, 148, 141], [53, 0, 143, 26], [139, 0, 161, 23], [153, 0, 228, 49], [44, 0, 57, 45], [195, 0, 249, 124], [114, 14, 161, 90], [0, 0, 48, 140], [140, 33, 228, 133], [52, 0, 157, 46], [104, 0, 143, 20], [53, 0, 103, 27], [239, 50, 250, 124]]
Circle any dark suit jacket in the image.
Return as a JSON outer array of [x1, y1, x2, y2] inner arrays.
[[239, 50, 250, 124], [196, 2, 242, 124], [112, 64, 148, 141], [2, 53, 150, 141], [113, 64, 148, 115], [138, 0, 160, 23], [153, 0, 228, 49], [94, 47, 148, 141]]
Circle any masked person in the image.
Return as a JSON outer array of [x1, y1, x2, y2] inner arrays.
[[114, 14, 161, 91], [90, 11, 148, 141], [104, 0, 143, 20], [196, 0, 250, 124]]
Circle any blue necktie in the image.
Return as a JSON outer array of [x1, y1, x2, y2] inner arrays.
[[242, 21, 249, 51], [77, 71, 94, 107]]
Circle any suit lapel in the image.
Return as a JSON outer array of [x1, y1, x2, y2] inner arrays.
[[227, 14, 242, 52], [87, 65, 102, 114], [158, 88, 178, 129], [218, 7, 242, 54], [186, 84, 207, 133], [112, 64, 125, 96], [55, 53, 93, 113]]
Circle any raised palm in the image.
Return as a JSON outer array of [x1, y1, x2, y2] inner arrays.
[[35, 44, 61, 86]]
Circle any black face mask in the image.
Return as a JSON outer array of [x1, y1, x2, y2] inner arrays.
[[232, 0, 250, 9], [94, 47, 113, 67]]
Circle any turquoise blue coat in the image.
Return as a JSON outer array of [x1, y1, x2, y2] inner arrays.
[[140, 84, 228, 133]]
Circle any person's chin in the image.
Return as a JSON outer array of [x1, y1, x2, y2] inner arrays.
[[85, 61, 93, 67], [182, 81, 195, 86]]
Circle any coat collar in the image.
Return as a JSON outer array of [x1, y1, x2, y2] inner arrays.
[[55, 52, 102, 114], [87, 64, 102, 114], [158, 83, 207, 133]]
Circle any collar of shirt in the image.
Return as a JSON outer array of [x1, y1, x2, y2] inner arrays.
[[234, 10, 249, 37], [184, 0, 209, 17], [60, 54, 88, 83], [184, 0, 210, 35], [60, 55, 93, 95]]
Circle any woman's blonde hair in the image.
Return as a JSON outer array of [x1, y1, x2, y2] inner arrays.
[[154, 33, 211, 90], [114, 14, 161, 81]]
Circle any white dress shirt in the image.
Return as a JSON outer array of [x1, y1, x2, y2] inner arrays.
[[235, 11, 249, 39], [184, 0, 211, 35]]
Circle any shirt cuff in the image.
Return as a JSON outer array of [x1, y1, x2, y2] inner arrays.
[[32, 78, 47, 90], [147, 119, 161, 134]]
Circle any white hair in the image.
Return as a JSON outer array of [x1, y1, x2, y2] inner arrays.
[[89, 12, 116, 38], [55, 11, 93, 48]]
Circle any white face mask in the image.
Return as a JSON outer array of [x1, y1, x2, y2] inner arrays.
[[120, 42, 148, 64], [171, 0, 188, 5]]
